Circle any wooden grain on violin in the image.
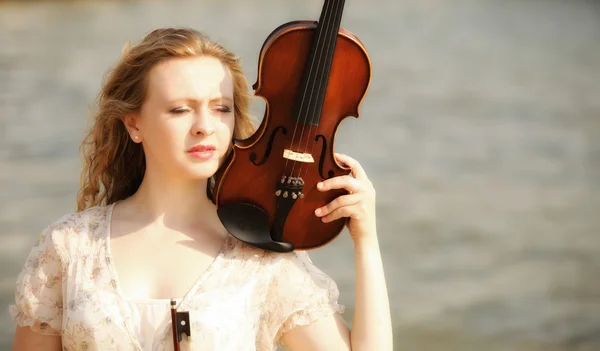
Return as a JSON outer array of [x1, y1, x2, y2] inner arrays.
[[214, 0, 371, 252]]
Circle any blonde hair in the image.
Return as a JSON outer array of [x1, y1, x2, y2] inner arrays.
[[77, 28, 255, 211]]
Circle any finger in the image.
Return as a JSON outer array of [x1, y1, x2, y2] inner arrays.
[[334, 153, 367, 180], [317, 175, 363, 194], [321, 204, 358, 223], [315, 193, 362, 218]]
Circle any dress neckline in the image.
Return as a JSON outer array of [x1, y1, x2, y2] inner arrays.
[[125, 297, 182, 304], [103, 201, 233, 350]]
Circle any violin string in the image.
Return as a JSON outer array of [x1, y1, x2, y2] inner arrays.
[[292, 0, 335, 180], [299, 0, 344, 180], [288, 0, 334, 179], [294, 0, 336, 179], [306, 0, 344, 179]]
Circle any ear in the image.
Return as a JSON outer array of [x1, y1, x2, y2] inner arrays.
[[122, 112, 142, 143]]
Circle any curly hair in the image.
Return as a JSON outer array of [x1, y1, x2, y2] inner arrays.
[[76, 28, 255, 211]]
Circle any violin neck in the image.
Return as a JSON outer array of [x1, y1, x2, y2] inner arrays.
[[293, 0, 346, 127]]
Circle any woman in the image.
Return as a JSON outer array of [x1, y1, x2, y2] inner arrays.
[[10, 28, 392, 351]]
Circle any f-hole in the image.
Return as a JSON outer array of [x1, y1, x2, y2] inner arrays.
[[315, 134, 335, 179], [250, 126, 287, 166]]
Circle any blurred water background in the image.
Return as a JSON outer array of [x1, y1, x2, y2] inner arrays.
[[1, 0, 599, 350]]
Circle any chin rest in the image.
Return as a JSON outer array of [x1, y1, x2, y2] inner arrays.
[[217, 203, 294, 253]]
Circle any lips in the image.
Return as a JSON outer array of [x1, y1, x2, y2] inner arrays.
[[187, 144, 216, 153], [187, 144, 217, 161]]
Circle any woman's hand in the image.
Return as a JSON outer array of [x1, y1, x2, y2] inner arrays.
[[314, 153, 377, 244], [313, 153, 393, 351]]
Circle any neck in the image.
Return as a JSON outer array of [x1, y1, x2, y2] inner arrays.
[[126, 168, 216, 228]]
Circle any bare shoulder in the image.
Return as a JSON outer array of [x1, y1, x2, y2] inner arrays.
[[280, 313, 351, 351], [12, 326, 62, 351]]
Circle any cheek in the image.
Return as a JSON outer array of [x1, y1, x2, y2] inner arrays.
[[143, 118, 185, 157], [216, 116, 235, 156], [227, 113, 236, 133], [220, 115, 235, 140]]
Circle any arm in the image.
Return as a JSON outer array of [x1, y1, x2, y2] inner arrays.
[[12, 326, 62, 351], [350, 236, 393, 350], [282, 153, 393, 351]]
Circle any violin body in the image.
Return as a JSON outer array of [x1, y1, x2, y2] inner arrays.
[[214, 2, 371, 252]]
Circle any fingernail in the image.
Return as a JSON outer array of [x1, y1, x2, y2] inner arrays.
[[317, 182, 323, 189], [315, 209, 321, 216]]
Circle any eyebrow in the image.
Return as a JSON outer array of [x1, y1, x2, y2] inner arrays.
[[167, 97, 233, 104]]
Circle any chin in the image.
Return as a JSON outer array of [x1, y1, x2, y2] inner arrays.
[[184, 162, 220, 180]]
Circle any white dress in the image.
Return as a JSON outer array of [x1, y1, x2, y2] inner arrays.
[[126, 298, 181, 350], [9, 203, 344, 350]]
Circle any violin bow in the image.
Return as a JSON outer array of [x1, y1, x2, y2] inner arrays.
[[170, 299, 191, 350]]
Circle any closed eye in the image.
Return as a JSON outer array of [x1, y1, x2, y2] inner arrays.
[[217, 106, 232, 113], [170, 107, 191, 114]]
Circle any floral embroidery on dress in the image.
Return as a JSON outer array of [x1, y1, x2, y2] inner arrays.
[[9, 203, 345, 350]]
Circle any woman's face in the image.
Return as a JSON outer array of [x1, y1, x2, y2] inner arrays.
[[131, 56, 235, 181]]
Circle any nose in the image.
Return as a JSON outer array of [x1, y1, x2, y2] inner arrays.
[[191, 108, 215, 136]]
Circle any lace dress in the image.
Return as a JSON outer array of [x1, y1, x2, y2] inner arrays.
[[9, 203, 344, 350]]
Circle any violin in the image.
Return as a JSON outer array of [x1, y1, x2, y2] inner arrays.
[[214, 0, 371, 252]]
